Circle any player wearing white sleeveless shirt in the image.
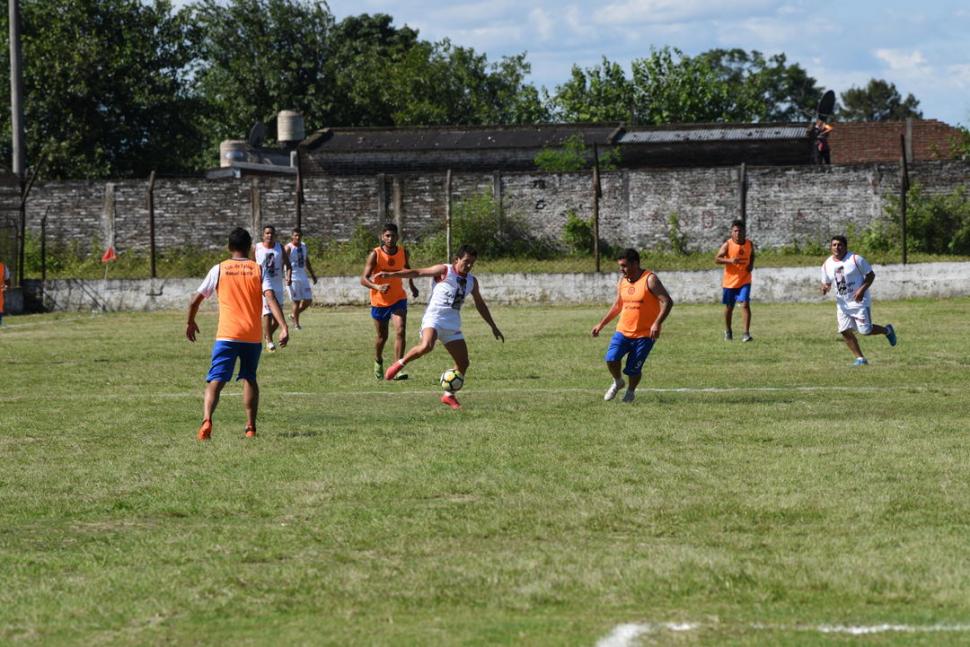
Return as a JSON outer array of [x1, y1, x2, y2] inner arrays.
[[373, 245, 504, 409], [421, 264, 475, 342], [253, 226, 291, 351], [284, 229, 317, 329], [820, 235, 896, 366]]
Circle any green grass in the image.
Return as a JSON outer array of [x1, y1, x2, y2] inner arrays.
[[2, 299, 970, 645]]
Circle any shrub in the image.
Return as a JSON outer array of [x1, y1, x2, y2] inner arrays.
[[667, 212, 688, 255], [884, 184, 970, 254]]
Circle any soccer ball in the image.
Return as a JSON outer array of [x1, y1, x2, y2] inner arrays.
[[439, 368, 464, 393]]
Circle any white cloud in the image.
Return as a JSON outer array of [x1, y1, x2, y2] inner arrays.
[[529, 8, 555, 42], [594, 0, 776, 26], [874, 48, 930, 76]]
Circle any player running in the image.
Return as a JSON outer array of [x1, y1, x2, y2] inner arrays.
[[253, 225, 291, 352], [592, 248, 674, 403], [715, 219, 755, 342], [186, 227, 289, 440], [820, 235, 896, 366], [376, 245, 504, 409], [284, 228, 317, 330], [360, 223, 419, 380]]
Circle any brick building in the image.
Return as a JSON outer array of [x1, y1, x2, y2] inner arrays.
[[827, 119, 964, 164]]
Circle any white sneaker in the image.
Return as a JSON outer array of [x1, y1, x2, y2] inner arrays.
[[604, 380, 625, 401], [266, 341, 277, 352], [622, 390, 636, 403]]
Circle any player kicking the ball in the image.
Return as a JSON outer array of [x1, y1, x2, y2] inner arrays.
[[592, 248, 673, 403], [186, 228, 289, 440], [376, 245, 504, 409]]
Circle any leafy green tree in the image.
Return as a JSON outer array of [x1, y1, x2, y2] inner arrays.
[[185, 0, 335, 155], [630, 47, 735, 124], [548, 58, 634, 122], [839, 79, 922, 121], [0, 0, 203, 178]]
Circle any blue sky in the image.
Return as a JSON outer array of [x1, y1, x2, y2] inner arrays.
[[320, 0, 970, 125]]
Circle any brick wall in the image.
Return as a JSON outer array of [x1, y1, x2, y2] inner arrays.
[[21, 161, 970, 257], [830, 120, 962, 164]]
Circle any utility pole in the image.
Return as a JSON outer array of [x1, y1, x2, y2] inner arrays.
[[10, 0, 27, 285]]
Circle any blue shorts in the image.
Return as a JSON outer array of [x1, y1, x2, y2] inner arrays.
[[206, 340, 262, 383], [371, 298, 408, 321], [722, 283, 752, 306], [604, 332, 655, 376]]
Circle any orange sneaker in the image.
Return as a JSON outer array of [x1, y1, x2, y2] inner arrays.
[[384, 361, 405, 381], [245, 424, 256, 438], [197, 419, 212, 441], [440, 393, 461, 410]]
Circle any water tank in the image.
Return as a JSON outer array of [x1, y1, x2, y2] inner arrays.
[[278, 110, 305, 145], [219, 140, 248, 167]]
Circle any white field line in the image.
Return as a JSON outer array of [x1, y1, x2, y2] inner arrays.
[[598, 621, 970, 645], [0, 384, 944, 404]]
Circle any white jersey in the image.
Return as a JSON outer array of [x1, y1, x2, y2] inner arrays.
[[422, 265, 475, 331], [255, 242, 285, 292], [285, 242, 309, 280], [821, 252, 872, 308]]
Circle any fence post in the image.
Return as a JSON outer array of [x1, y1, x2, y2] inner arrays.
[[738, 162, 747, 224], [147, 171, 156, 279], [593, 144, 602, 273], [900, 134, 909, 265], [445, 169, 452, 262]]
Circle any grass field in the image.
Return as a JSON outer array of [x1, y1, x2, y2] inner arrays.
[[2, 298, 970, 645]]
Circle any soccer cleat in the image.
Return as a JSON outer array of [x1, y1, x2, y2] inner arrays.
[[724, 330, 733, 341], [742, 333, 753, 342], [244, 424, 256, 438], [384, 361, 405, 381], [197, 419, 212, 441], [604, 380, 625, 401], [622, 390, 636, 403], [886, 324, 897, 347], [853, 357, 869, 366], [266, 341, 277, 353], [293, 322, 302, 331], [440, 393, 461, 409], [392, 370, 409, 381], [374, 360, 384, 380]]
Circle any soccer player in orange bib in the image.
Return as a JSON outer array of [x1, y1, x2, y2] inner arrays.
[[592, 248, 673, 403], [186, 228, 289, 440], [715, 219, 755, 342], [360, 223, 419, 379]]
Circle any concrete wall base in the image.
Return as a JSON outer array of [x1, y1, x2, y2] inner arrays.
[[20, 262, 970, 314]]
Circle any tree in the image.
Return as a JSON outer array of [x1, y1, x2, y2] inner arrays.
[[548, 58, 634, 122], [839, 79, 922, 121], [0, 0, 203, 178], [186, 0, 335, 155], [630, 47, 736, 124]]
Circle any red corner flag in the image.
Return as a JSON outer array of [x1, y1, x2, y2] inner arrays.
[[101, 246, 117, 263]]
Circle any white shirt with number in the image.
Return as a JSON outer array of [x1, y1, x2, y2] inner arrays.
[[254, 242, 285, 293], [285, 242, 309, 281], [821, 252, 872, 308], [421, 265, 475, 331]]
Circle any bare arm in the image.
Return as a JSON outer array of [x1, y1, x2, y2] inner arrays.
[[646, 273, 674, 340], [304, 254, 317, 284], [591, 294, 623, 337], [263, 288, 289, 347], [185, 292, 206, 342], [714, 241, 732, 265], [283, 246, 292, 284], [359, 251, 387, 292], [852, 270, 875, 302], [471, 281, 503, 342], [748, 244, 756, 272], [404, 249, 418, 298], [374, 264, 448, 281]]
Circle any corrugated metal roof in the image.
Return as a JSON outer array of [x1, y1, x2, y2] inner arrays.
[[618, 126, 807, 144], [306, 125, 618, 151]]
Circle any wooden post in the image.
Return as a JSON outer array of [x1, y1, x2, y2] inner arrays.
[[492, 171, 503, 234], [376, 173, 387, 222], [738, 163, 747, 224], [392, 175, 403, 237], [40, 208, 47, 291], [900, 134, 909, 265], [147, 170, 156, 279], [592, 144, 602, 273], [445, 169, 452, 262], [294, 150, 303, 230], [250, 178, 261, 236]]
